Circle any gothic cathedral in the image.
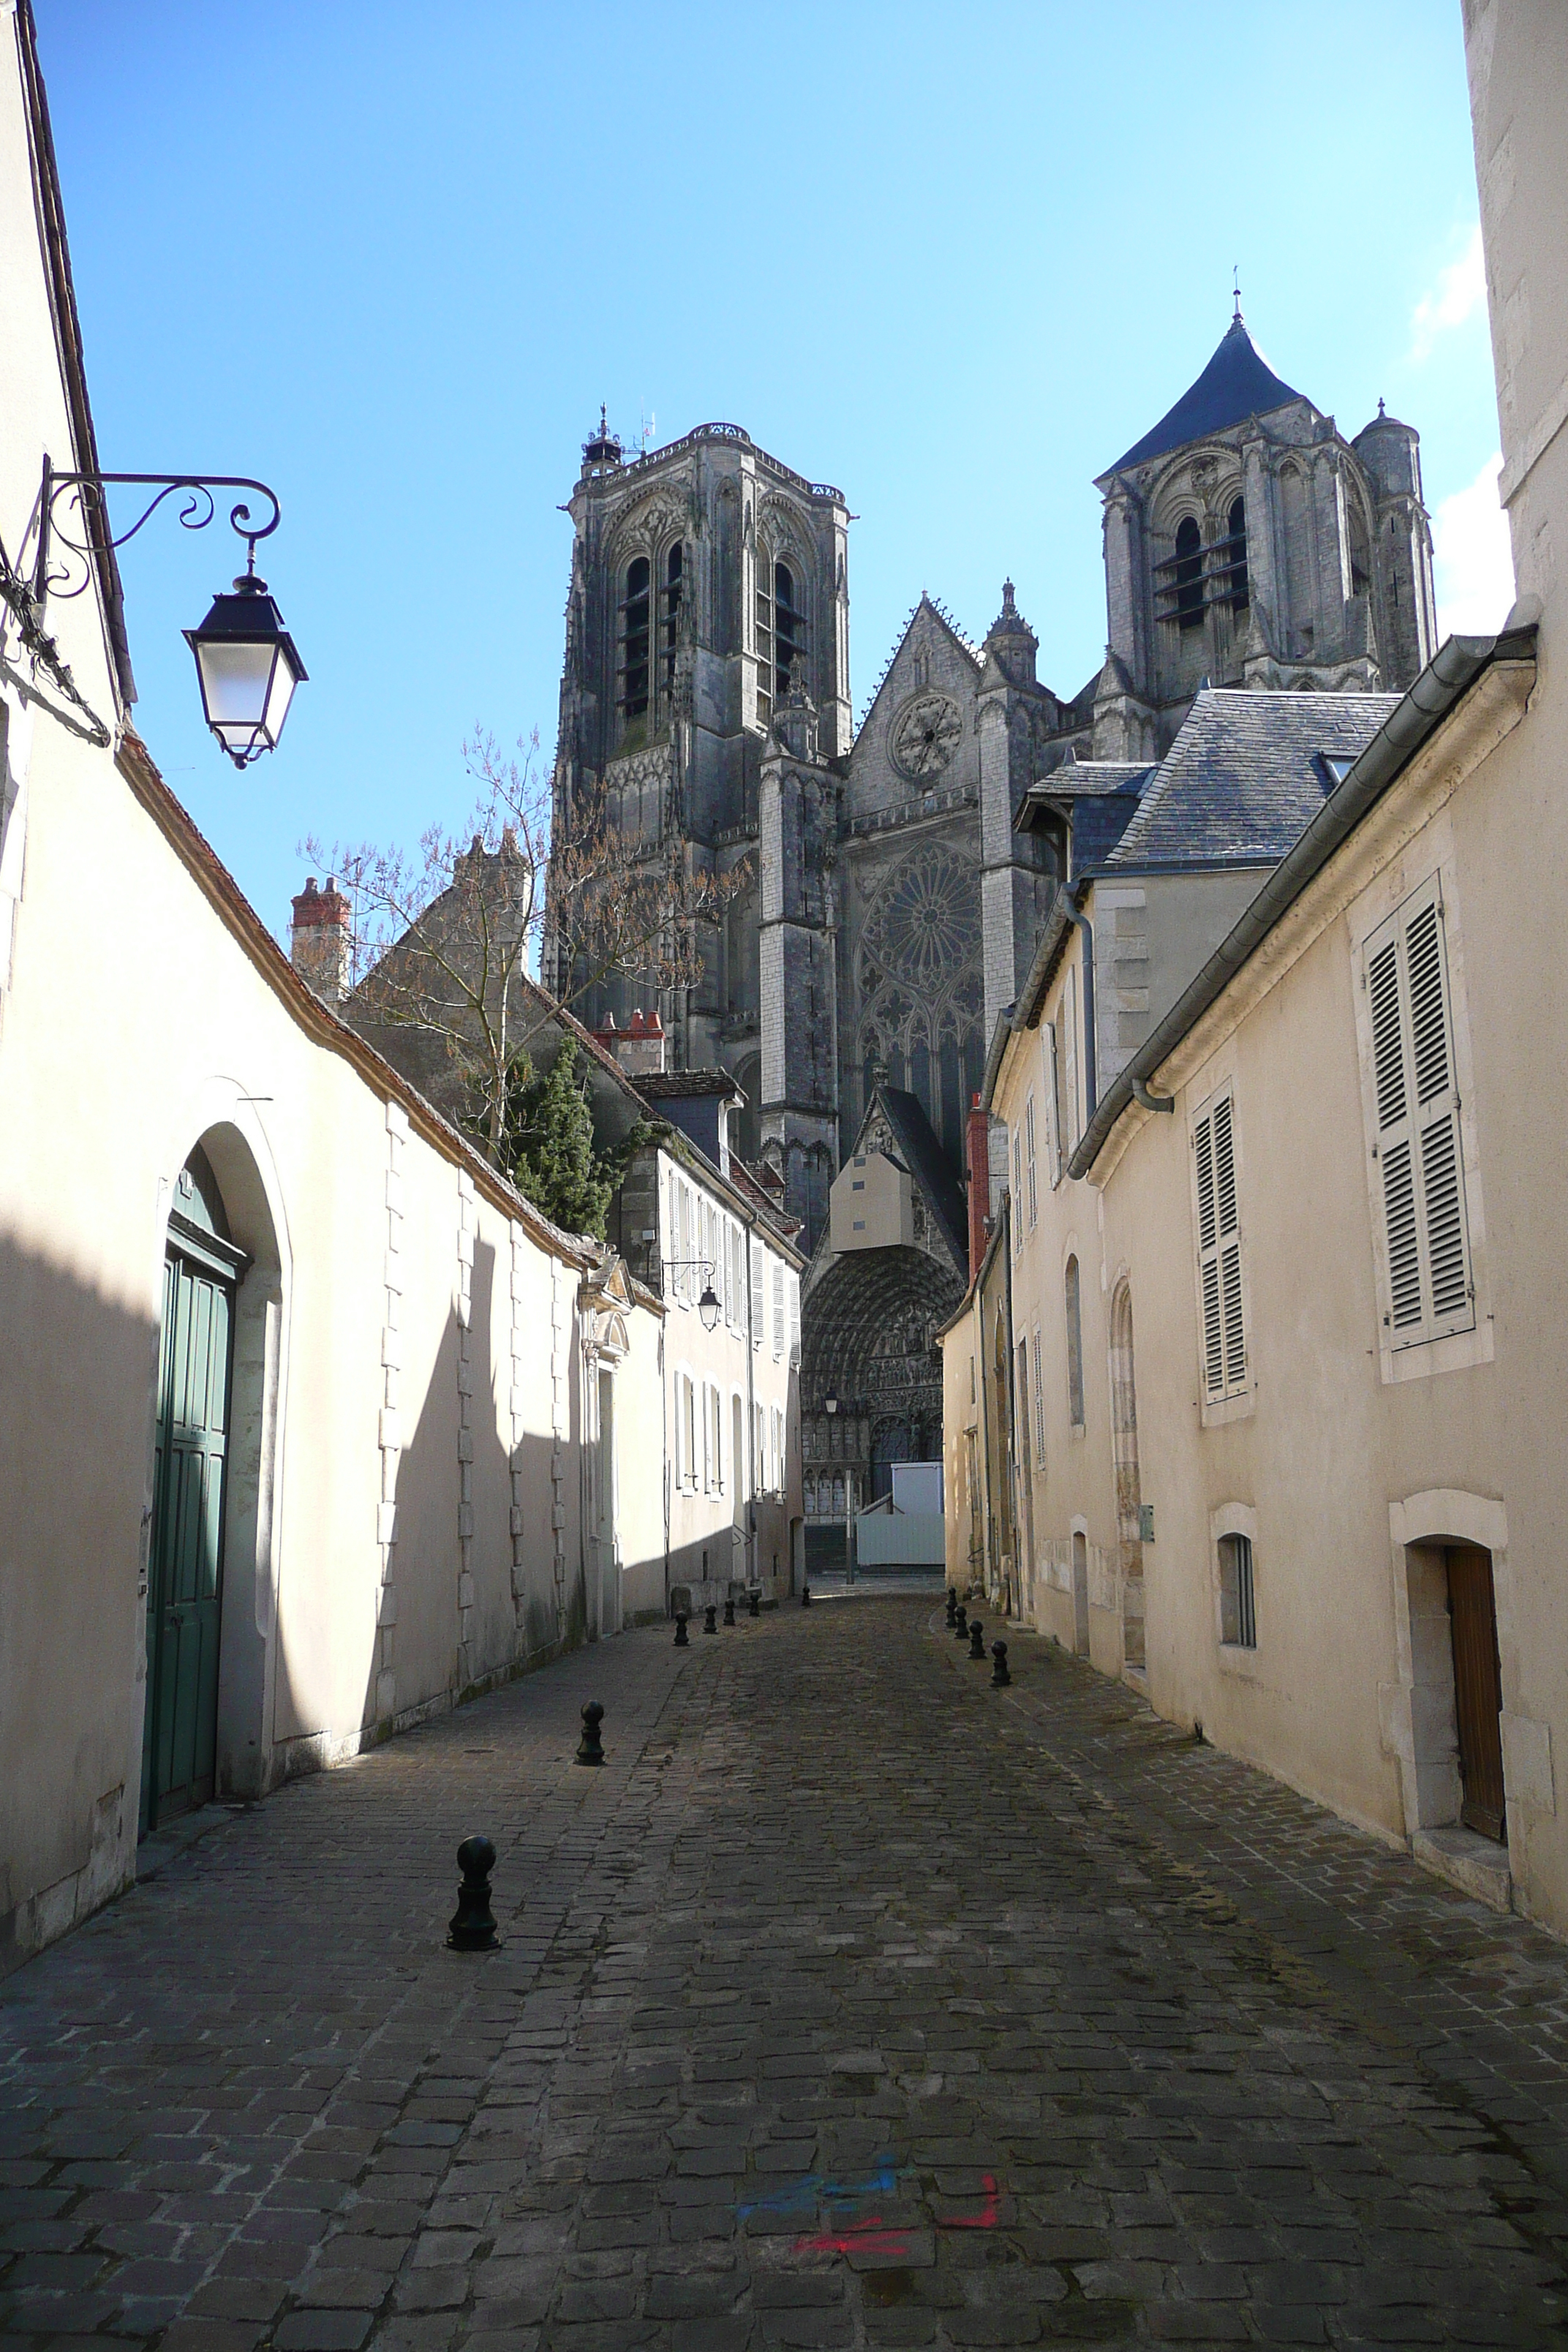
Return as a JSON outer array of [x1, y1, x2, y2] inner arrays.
[[550, 312, 1437, 1527]]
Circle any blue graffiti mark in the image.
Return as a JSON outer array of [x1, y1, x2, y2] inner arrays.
[[737, 2157, 898, 2220]]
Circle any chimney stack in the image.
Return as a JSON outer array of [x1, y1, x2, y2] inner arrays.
[[591, 1006, 666, 1077], [290, 875, 351, 1003]]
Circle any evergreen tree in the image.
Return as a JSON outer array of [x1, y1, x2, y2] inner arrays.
[[504, 1035, 657, 1240]]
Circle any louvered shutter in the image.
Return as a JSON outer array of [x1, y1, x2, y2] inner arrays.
[[772, 1262, 785, 1360], [750, 1237, 764, 1348], [787, 1272, 800, 1368], [1044, 1024, 1063, 1183], [1365, 883, 1473, 1346], [1012, 1131, 1024, 1253], [1194, 1089, 1246, 1401], [1025, 1095, 1038, 1227]]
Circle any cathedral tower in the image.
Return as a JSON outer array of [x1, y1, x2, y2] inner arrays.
[[551, 416, 851, 1135], [1093, 310, 1438, 758]]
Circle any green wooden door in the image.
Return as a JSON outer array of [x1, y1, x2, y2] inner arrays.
[[140, 1238, 235, 1833]]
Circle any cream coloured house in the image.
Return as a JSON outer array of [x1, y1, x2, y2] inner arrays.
[[947, 0, 1568, 1930], [0, 3, 676, 1974]]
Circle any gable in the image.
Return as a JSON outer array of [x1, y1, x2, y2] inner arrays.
[[847, 597, 983, 827]]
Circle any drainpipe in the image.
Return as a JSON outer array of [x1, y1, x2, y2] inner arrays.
[[1062, 900, 1097, 1120], [1131, 1077, 1174, 1115]]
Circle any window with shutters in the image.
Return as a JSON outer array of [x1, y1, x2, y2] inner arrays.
[[772, 1261, 785, 1360], [1218, 1533, 1256, 1648], [750, 1237, 764, 1349], [677, 1371, 697, 1489], [1065, 1255, 1085, 1430], [772, 1405, 785, 1490], [786, 1270, 800, 1368], [1044, 1023, 1064, 1186], [1191, 1086, 1248, 1405], [754, 1401, 766, 1490], [1031, 1327, 1045, 1466], [1025, 1093, 1038, 1229], [1362, 880, 1474, 1349]]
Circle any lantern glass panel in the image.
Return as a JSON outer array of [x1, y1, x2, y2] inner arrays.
[[195, 638, 274, 745]]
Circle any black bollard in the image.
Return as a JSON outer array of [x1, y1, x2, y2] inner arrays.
[[801, 1581, 812, 1607], [723, 1594, 736, 1627], [968, 1619, 986, 1659], [991, 1640, 1011, 1687], [575, 1700, 605, 1765], [946, 1586, 958, 1627], [704, 1604, 717, 1635], [748, 1588, 761, 1618], [674, 1611, 689, 1647], [954, 1605, 968, 1640], [447, 1834, 499, 1950]]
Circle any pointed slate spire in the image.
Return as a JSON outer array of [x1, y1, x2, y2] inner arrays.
[[1103, 313, 1306, 477]]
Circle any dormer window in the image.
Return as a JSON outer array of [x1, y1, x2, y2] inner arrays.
[[1226, 498, 1249, 613], [1175, 516, 1204, 632], [662, 543, 684, 700], [619, 557, 650, 722]]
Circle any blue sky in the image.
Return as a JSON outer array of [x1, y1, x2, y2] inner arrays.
[[42, 1, 1508, 941]]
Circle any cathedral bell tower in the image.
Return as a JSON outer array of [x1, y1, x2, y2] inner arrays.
[[1093, 310, 1437, 758], [550, 417, 850, 1119]]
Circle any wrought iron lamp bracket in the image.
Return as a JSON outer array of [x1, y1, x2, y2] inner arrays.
[[32, 457, 283, 608]]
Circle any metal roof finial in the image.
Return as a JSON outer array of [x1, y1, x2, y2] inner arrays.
[[1232, 265, 1243, 325]]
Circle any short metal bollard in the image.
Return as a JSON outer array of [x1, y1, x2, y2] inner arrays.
[[673, 1611, 689, 1647], [991, 1640, 1011, 1687], [968, 1618, 986, 1659], [704, 1604, 718, 1635], [946, 1586, 958, 1627], [576, 1700, 606, 1765], [447, 1834, 499, 1950], [801, 1581, 812, 1607], [748, 1588, 761, 1618], [954, 1605, 968, 1640], [723, 1594, 736, 1627]]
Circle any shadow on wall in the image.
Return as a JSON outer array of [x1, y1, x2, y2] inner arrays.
[[0, 1235, 159, 1972]]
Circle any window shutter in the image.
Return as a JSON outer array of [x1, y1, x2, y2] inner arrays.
[[1366, 883, 1473, 1345], [1194, 1090, 1245, 1401], [1031, 1329, 1045, 1458], [750, 1237, 764, 1347], [1012, 1131, 1023, 1252], [1025, 1095, 1038, 1228], [787, 1271, 800, 1368], [772, 1262, 785, 1360], [1044, 1024, 1063, 1183]]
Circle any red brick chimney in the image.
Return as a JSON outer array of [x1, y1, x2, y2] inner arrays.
[[966, 1093, 990, 1282], [592, 1006, 667, 1077], [290, 875, 351, 1002]]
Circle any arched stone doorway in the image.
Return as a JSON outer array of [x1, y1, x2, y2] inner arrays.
[[140, 1119, 286, 1834]]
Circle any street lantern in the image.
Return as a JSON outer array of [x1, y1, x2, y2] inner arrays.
[[185, 566, 307, 767], [823, 1393, 838, 1416], [698, 1278, 721, 1333], [23, 461, 306, 771]]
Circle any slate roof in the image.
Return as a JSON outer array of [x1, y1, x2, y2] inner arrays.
[[876, 1088, 968, 1273], [1103, 317, 1307, 478], [1020, 760, 1154, 877], [1106, 690, 1402, 870]]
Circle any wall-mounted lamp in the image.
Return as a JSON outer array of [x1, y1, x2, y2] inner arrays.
[[25, 459, 306, 767]]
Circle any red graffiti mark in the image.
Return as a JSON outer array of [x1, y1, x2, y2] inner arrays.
[[794, 2175, 1000, 2259], [794, 2215, 913, 2258], [935, 2172, 1000, 2231]]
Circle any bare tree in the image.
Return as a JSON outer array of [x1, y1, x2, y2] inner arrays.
[[307, 729, 743, 1171]]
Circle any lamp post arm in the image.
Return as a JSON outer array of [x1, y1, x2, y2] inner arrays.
[[33, 458, 283, 608]]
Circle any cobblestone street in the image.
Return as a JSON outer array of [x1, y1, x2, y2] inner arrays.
[[5, 1596, 1568, 2352]]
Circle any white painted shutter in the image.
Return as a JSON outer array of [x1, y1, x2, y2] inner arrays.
[[772, 1262, 785, 1360], [1366, 883, 1473, 1346], [787, 1270, 801, 1368], [1044, 1022, 1063, 1184], [1194, 1090, 1245, 1401], [1025, 1094, 1038, 1228], [750, 1237, 764, 1348], [1012, 1131, 1024, 1251]]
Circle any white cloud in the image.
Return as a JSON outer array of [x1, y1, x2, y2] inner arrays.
[[1433, 453, 1515, 639], [1409, 222, 1487, 363]]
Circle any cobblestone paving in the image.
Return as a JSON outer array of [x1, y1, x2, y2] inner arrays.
[[4, 1597, 1568, 2351]]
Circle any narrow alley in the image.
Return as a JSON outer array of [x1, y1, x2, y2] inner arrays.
[[3, 1597, 1567, 2351]]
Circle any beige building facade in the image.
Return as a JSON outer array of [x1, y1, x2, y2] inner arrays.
[[0, 6, 799, 1976], [946, 0, 1568, 1929]]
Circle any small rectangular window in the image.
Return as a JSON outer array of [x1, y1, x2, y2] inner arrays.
[[1218, 1533, 1256, 1648], [1065, 1255, 1085, 1430], [1025, 1093, 1038, 1229]]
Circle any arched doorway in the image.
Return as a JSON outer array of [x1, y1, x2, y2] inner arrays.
[[1109, 1281, 1145, 1672], [140, 1144, 248, 1832]]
